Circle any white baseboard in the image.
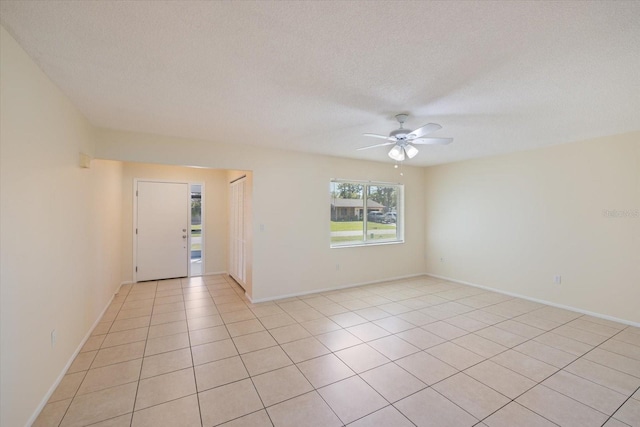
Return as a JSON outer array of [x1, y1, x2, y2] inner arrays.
[[203, 271, 227, 276], [26, 292, 117, 426], [115, 281, 133, 295], [245, 273, 424, 304], [425, 273, 640, 328], [119, 275, 226, 284]]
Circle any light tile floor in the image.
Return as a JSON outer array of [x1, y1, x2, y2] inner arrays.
[[34, 275, 640, 427]]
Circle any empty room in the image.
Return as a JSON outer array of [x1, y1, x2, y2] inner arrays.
[[1, 1, 639, 427]]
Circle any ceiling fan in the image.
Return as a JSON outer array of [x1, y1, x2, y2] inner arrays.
[[358, 114, 453, 161]]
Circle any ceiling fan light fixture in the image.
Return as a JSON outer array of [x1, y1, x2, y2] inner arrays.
[[388, 145, 405, 161], [404, 144, 419, 159], [361, 113, 452, 162]]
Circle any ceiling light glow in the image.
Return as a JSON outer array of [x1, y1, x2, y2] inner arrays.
[[404, 144, 419, 159], [388, 145, 405, 161]]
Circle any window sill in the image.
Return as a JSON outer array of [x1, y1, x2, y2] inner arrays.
[[330, 240, 404, 249]]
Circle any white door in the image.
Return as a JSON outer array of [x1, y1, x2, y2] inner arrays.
[[229, 178, 246, 286], [136, 181, 189, 281]]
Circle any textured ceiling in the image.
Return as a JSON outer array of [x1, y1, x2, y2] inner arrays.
[[1, 1, 639, 166]]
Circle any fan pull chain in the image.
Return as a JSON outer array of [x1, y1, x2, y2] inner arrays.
[[394, 161, 404, 176]]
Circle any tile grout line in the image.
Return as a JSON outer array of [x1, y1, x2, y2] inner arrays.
[[407, 303, 597, 425], [258, 294, 356, 426], [41, 276, 640, 427], [184, 277, 206, 427], [127, 280, 158, 427], [210, 277, 279, 426], [470, 316, 639, 426], [267, 283, 506, 426], [55, 282, 136, 427], [234, 282, 551, 425], [599, 384, 639, 427], [363, 300, 599, 425], [311, 280, 640, 425]]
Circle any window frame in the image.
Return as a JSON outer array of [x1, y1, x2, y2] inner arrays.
[[330, 179, 404, 248]]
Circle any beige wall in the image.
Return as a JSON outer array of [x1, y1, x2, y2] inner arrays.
[[424, 132, 640, 323], [120, 162, 229, 282], [96, 129, 427, 301], [0, 27, 123, 427]]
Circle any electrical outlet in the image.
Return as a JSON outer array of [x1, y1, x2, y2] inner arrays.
[[51, 329, 57, 348], [554, 275, 562, 285]]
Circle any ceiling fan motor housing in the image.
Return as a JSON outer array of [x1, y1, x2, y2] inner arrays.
[[390, 128, 411, 141]]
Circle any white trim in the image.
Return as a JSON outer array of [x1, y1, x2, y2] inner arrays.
[[189, 182, 205, 278], [27, 292, 116, 426], [199, 182, 205, 278], [187, 182, 192, 276], [132, 179, 138, 282], [331, 178, 403, 185], [331, 240, 404, 249], [228, 177, 248, 287], [112, 283, 123, 297], [425, 273, 640, 328], [204, 271, 228, 276], [245, 273, 424, 304], [246, 271, 640, 328]]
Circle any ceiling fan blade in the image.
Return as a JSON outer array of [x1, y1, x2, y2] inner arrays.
[[356, 142, 396, 151], [363, 133, 395, 141], [411, 137, 453, 145], [408, 123, 442, 139]]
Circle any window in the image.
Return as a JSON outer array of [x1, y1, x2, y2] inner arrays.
[[330, 180, 403, 247]]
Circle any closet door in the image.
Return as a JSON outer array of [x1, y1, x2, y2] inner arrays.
[[229, 178, 246, 287]]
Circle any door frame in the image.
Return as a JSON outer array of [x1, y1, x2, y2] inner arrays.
[[189, 182, 205, 277], [228, 176, 247, 287], [133, 178, 192, 283]]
